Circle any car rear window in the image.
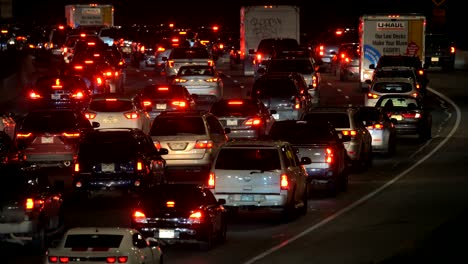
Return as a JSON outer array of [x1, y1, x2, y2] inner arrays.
[[178, 66, 214, 76], [171, 48, 210, 59], [89, 99, 133, 112], [267, 59, 314, 74], [21, 111, 85, 132], [372, 82, 413, 93], [269, 122, 335, 143], [215, 148, 281, 170], [141, 185, 205, 209], [79, 134, 138, 160], [303, 112, 351, 128], [35, 76, 88, 91], [374, 69, 415, 79], [64, 234, 123, 248], [252, 79, 297, 98], [210, 100, 259, 116], [142, 85, 184, 99], [150, 116, 206, 136]]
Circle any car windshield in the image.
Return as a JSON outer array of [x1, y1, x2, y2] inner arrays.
[[215, 148, 281, 170], [372, 82, 413, 93], [178, 66, 214, 76], [89, 100, 133, 112], [64, 234, 123, 248], [150, 117, 206, 136], [303, 112, 351, 128], [252, 79, 297, 98], [210, 101, 260, 116]]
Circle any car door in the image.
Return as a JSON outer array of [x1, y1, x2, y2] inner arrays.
[[133, 95, 151, 133], [206, 115, 228, 157], [132, 232, 155, 263], [203, 189, 223, 234]]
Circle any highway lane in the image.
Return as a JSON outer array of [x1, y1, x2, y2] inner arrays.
[[2, 56, 465, 264]]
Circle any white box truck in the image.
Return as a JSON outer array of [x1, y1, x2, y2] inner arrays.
[[65, 4, 114, 29], [359, 14, 426, 88], [240, 5, 300, 76]]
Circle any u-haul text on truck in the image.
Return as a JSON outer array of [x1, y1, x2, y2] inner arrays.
[[359, 14, 426, 87]]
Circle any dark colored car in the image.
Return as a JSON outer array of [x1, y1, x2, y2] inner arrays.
[[209, 98, 276, 139], [0, 163, 65, 254], [0, 131, 14, 162], [15, 109, 94, 168], [337, 42, 360, 81], [267, 120, 349, 196], [375, 94, 432, 141], [370, 55, 429, 95], [72, 128, 169, 197], [24, 74, 92, 111], [63, 59, 112, 95], [252, 38, 300, 80], [250, 72, 312, 121], [140, 84, 197, 122], [425, 33, 456, 71], [131, 183, 227, 250]]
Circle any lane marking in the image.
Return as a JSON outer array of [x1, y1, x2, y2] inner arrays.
[[243, 87, 461, 264]]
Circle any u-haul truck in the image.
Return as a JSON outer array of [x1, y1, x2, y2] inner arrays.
[[359, 14, 426, 88]]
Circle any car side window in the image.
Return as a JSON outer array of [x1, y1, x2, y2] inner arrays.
[[204, 189, 218, 205], [132, 233, 148, 249], [207, 116, 224, 135]]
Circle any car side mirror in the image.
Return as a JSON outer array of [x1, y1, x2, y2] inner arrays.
[[218, 198, 226, 205], [146, 237, 159, 247], [300, 156, 312, 165], [92, 121, 100, 128], [157, 148, 169, 155]]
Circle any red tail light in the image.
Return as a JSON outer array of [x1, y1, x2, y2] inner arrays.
[[117, 256, 128, 263], [207, 60, 214, 67], [153, 140, 161, 150], [74, 163, 79, 172], [72, 91, 84, 99], [189, 211, 203, 224], [96, 77, 103, 85], [402, 112, 421, 119], [205, 78, 219, 82], [171, 100, 187, 107], [195, 140, 213, 149], [294, 97, 301, 109], [85, 112, 96, 119], [450, 46, 456, 54], [228, 100, 243, 105], [166, 201, 175, 207], [326, 148, 333, 164], [104, 71, 113, 78], [208, 172, 215, 189], [17, 132, 32, 138], [124, 112, 139, 119], [48, 256, 59, 263], [106, 257, 116, 263], [133, 210, 147, 223], [58, 257, 69, 263], [367, 93, 379, 99], [143, 100, 152, 107], [136, 161, 143, 171], [25, 198, 44, 211], [418, 69, 424, 76], [244, 118, 262, 126], [63, 132, 80, 138], [367, 123, 383, 130], [280, 174, 289, 190], [312, 75, 318, 88], [168, 60, 174, 67], [342, 130, 357, 136], [29, 91, 42, 99]]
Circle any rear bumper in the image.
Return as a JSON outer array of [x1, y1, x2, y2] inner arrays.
[[214, 193, 287, 207], [0, 221, 34, 235]]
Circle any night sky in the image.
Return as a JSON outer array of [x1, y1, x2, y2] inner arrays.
[[6, 0, 466, 46]]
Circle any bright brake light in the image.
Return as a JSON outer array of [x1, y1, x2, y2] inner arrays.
[[208, 60, 214, 67], [136, 161, 143, 171], [205, 78, 218, 82], [107, 256, 128, 263], [450, 46, 456, 53], [228, 100, 243, 105], [85, 112, 96, 119], [342, 130, 357, 136], [133, 210, 147, 223], [173, 78, 187, 83], [62, 132, 80, 138], [367, 93, 379, 99], [402, 112, 421, 119], [326, 148, 333, 164], [195, 140, 213, 149], [143, 100, 152, 107], [208, 172, 215, 189], [48, 256, 69, 263], [188, 211, 203, 224], [171, 100, 187, 107], [124, 112, 139, 119], [17, 132, 32, 138], [72, 91, 84, 99], [245, 118, 262, 126], [280, 174, 289, 190], [29, 92, 42, 99]]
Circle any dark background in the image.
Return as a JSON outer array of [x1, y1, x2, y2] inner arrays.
[[5, 0, 467, 48]]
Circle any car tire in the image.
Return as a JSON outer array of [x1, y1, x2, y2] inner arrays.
[[199, 227, 213, 251]]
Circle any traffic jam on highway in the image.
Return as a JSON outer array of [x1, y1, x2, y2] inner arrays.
[[0, 3, 460, 264]]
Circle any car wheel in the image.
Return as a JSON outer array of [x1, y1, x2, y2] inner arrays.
[[199, 227, 213, 251], [31, 225, 46, 254], [299, 187, 308, 216]]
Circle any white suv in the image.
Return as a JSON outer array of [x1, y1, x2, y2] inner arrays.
[[208, 140, 311, 219]]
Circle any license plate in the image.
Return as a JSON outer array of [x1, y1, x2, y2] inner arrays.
[[41, 137, 53, 144], [169, 142, 187, 150], [51, 94, 61, 100], [159, 229, 175, 238], [431, 57, 439, 62], [241, 195, 254, 201], [391, 115, 403, 121], [101, 163, 115, 172], [322, 57, 331, 63], [227, 119, 237, 126], [272, 114, 279, 119], [156, 104, 166, 110]]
